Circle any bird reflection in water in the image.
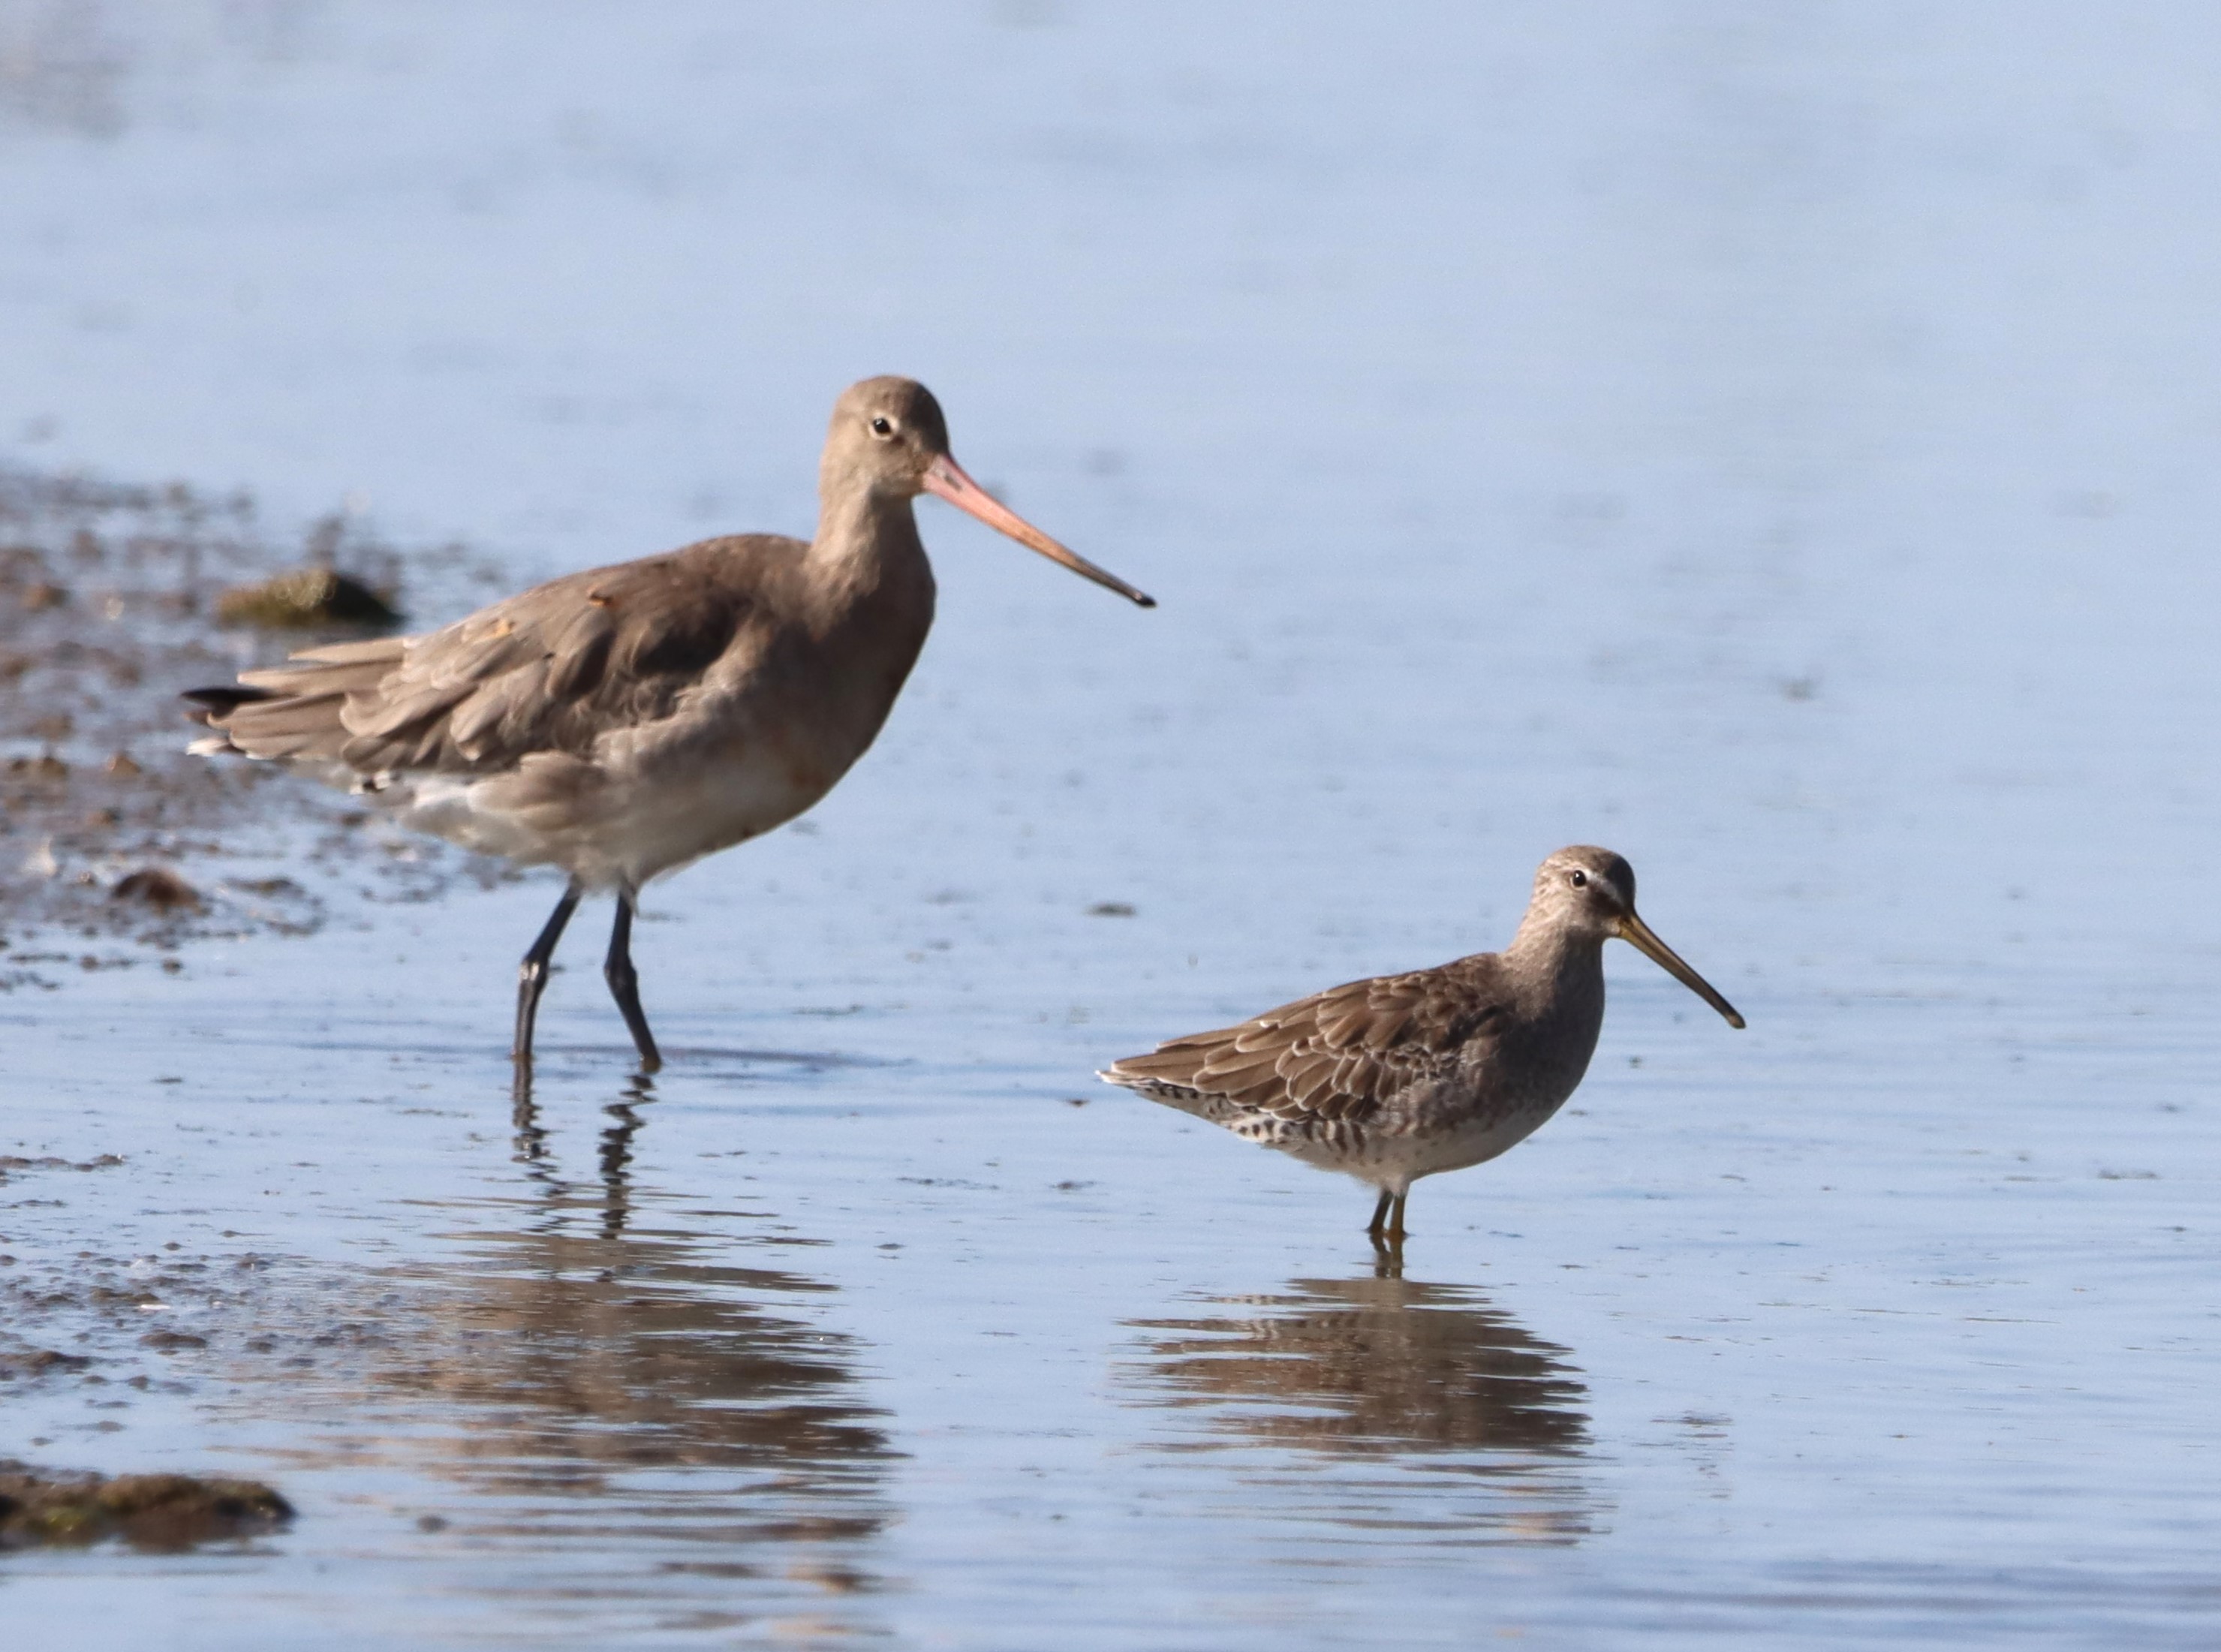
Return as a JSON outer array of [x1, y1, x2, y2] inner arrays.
[[261, 1077, 895, 1618], [1122, 1274, 1597, 1546], [510, 1068, 662, 1241]]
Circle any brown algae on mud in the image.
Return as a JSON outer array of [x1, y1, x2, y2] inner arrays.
[[0, 1460, 291, 1551], [215, 566, 399, 630], [0, 465, 513, 984], [108, 865, 201, 912]]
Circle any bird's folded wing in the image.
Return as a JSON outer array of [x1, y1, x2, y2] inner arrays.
[[1110, 961, 1504, 1123], [216, 542, 779, 776]]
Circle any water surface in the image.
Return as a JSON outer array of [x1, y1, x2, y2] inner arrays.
[[4, 4, 2220, 1647]]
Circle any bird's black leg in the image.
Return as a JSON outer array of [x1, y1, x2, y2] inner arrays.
[[1368, 1189, 1395, 1244], [1387, 1193, 1409, 1244], [605, 891, 664, 1073], [514, 882, 583, 1073]]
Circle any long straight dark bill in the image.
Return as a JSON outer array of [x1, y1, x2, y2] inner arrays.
[[922, 453, 1156, 607], [1618, 912, 1746, 1028]]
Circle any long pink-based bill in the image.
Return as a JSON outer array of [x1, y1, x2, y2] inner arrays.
[[923, 454, 1155, 607]]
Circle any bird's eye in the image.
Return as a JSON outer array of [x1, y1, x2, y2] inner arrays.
[[868, 416, 896, 438], [1569, 870, 1589, 888]]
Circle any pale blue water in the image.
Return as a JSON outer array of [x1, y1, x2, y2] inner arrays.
[[3, 4, 2219, 1647]]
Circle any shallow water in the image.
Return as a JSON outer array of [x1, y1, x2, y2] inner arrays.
[[4, 3, 2221, 1647]]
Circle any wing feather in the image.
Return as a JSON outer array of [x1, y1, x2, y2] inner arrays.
[[1106, 957, 1508, 1128], [197, 535, 796, 779]]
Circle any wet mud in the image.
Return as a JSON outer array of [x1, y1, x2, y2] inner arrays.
[[0, 1151, 324, 1400], [0, 465, 512, 987], [0, 1118, 890, 1572]]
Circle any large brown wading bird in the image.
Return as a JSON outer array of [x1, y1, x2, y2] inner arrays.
[[1101, 847, 1743, 1249], [188, 378, 1154, 1077]]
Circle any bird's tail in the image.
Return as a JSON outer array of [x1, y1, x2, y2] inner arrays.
[[182, 685, 277, 754], [180, 636, 407, 763]]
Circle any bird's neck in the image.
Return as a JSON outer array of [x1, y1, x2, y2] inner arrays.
[[1500, 918, 1606, 1010], [805, 485, 934, 618]]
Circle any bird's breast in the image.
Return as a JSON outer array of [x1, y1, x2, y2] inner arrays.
[[603, 609, 926, 877]]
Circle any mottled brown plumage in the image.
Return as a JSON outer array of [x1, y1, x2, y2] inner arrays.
[[1103, 847, 1744, 1248], [1111, 961, 1509, 1123], [188, 377, 1153, 1077]]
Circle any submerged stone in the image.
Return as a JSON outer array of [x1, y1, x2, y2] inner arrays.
[[111, 867, 202, 912], [0, 1460, 292, 1551]]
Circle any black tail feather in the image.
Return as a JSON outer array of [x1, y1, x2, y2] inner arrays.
[[182, 685, 278, 727]]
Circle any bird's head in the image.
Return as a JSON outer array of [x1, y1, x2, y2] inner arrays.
[[822, 376, 1154, 606], [1530, 845, 1744, 1028]]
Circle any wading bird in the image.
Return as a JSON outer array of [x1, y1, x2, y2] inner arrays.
[[1101, 847, 1742, 1249], [189, 378, 1153, 1077]]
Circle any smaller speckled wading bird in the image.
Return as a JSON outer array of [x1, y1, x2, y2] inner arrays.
[[187, 378, 1153, 1077], [1101, 847, 1744, 1248]]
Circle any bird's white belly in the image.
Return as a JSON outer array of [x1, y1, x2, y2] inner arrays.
[[388, 738, 837, 892], [1265, 1097, 1564, 1196], [1400, 1101, 1563, 1179]]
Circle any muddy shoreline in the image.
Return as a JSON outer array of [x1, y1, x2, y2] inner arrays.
[[0, 464, 516, 989]]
